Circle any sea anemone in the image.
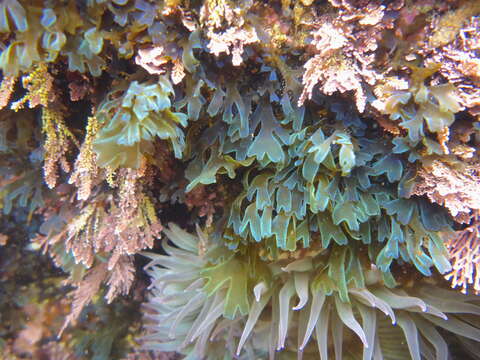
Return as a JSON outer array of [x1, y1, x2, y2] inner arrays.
[[142, 224, 480, 359]]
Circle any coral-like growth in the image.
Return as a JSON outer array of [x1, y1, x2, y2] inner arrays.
[[445, 211, 480, 295], [411, 160, 480, 222], [299, 22, 367, 112]]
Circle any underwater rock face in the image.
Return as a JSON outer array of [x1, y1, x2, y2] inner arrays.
[[0, 1, 479, 359]]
